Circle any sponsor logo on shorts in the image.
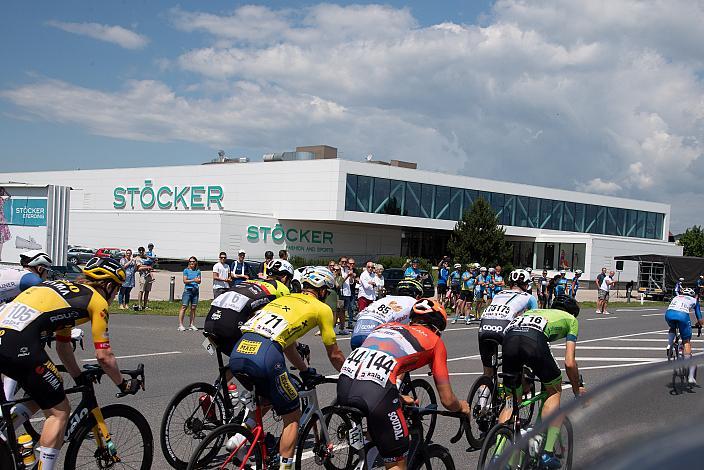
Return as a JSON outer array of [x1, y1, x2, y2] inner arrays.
[[50, 312, 78, 322], [236, 339, 262, 355], [388, 410, 405, 440], [17, 346, 29, 358], [38, 360, 62, 390], [481, 324, 505, 332], [277, 372, 298, 401], [211, 310, 222, 321]]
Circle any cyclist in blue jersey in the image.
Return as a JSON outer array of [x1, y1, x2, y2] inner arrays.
[[569, 270, 582, 298], [449, 264, 462, 311], [674, 278, 684, 296], [555, 270, 569, 297], [475, 267, 490, 316], [404, 259, 421, 279], [436, 260, 449, 307], [665, 288, 703, 384], [487, 268, 496, 302], [493, 265, 505, 297]]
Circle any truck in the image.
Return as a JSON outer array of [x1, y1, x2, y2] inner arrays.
[[614, 254, 704, 300]]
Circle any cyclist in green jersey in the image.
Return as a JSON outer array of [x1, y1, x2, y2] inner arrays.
[[498, 295, 586, 469]]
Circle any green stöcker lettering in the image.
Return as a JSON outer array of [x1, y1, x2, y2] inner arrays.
[[113, 180, 224, 210]]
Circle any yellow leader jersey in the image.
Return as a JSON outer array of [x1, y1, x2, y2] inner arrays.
[[241, 292, 337, 348]]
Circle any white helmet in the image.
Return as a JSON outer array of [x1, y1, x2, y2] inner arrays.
[[575, 269, 583, 275], [559, 270, 566, 275], [453, 263, 461, 269], [480, 266, 487, 272], [525, 267, 533, 273], [266, 259, 294, 278], [679, 277, 685, 282], [20, 250, 53, 268], [489, 267, 496, 273], [509, 269, 531, 286], [473, 263, 481, 269], [301, 266, 335, 289], [682, 287, 696, 297]]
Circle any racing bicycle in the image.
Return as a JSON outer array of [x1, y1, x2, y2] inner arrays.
[[667, 323, 702, 394], [0, 363, 151, 470]]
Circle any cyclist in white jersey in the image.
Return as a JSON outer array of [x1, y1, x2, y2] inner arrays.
[[478, 269, 538, 377], [350, 279, 424, 349], [665, 288, 703, 384], [0, 251, 53, 404]]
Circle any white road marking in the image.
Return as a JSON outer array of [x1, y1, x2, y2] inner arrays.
[[586, 317, 618, 321], [336, 325, 476, 341], [615, 308, 661, 312], [640, 313, 664, 317], [615, 338, 704, 343], [81, 351, 181, 362], [578, 329, 669, 344], [552, 345, 701, 352], [552, 356, 658, 362], [447, 354, 480, 362]]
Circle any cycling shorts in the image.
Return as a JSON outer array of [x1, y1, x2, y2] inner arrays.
[[502, 329, 562, 389], [228, 332, 300, 415], [474, 289, 484, 301], [460, 290, 472, 301], [665, 309, 693, 341], [336, 375, 409, 463], [203, 306, 251, 356], [478, 319, 509, 368], [0, 329, 65, 409], [351, 318, 381, 350], [450, 284, 461, 294], [437, 284, 447, 296]]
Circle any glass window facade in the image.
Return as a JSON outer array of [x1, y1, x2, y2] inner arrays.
[[345, 174, 665, 240]]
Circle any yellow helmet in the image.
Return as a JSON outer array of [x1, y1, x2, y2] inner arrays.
[[82, 257, 126, 284]]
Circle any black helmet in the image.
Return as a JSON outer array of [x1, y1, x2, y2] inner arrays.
[[551, 295, 580, 318], [397, 279, 424, 298]]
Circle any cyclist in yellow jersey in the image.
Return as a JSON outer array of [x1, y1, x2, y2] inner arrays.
[[0, 257, 140, 470], [230, 266, 345, 470]]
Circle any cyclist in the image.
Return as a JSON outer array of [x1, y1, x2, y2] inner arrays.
[[524, 267, 534, 295], [0, 257, 140, 470], [674, 277, 685, 296], [337, 298, 470, 470], [351, 278, 424, 349], [452, 265, 473, 323], [570, 270, 583, 298], [487, 267, 496, 302], [449, 263, 462, 311], [499, 295, 586, 469], [228, 266, 345, 470], [555, 270, 569, 297], [476, 269, 537, 409], [665, 287, 703, 384], [436, 261, 449, 308], [203, 259, 293, 356], [1, 251, 54, 401], [474, 267, 490, 316], [404, 259, 421, 280], [537, 269, 549, 308]]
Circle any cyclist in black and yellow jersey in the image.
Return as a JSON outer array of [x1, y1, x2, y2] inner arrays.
[[229, 266, 345, 470], [0, 257, 140, 470]]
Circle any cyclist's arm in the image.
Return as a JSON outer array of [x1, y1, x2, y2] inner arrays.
[[563, 340, 585, 396], [431, 341, 467, 413], [284, 342, 309, 371], [91, 308, 124, 386], [56, 338, 81, 378], [325, 343, 345, 371], [694, 302, 702, 322]]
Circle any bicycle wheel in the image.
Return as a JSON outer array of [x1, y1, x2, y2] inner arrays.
[[400, 378, 437, 443], [518, 373, 537, 427], [553, 417, 573, 470], [295, 410, 353, 470], [415, 443, 455, 470], [187, 423, 262, 470], [477, 424, 518, 470], [64, 404, 153, 470], [467, 375, 495, 449], [160, 381, 228, 469]]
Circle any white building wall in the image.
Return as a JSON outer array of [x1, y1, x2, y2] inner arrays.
[[589, 236, 682, 281]]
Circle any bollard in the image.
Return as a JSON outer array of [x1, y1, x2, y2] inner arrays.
[[640, 293, 644, 305], [169, 276, 175, 302]]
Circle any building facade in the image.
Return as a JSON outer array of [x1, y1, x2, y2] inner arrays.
[[0, 157, 680, 278]]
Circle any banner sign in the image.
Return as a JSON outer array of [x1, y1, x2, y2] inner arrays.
[[2, 198, 47, 227]]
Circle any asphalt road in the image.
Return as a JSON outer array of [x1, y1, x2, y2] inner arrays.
[[47, 305, 704, 469]]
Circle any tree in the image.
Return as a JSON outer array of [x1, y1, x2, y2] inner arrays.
[[448, 198, 512, 267], [679, 225, 704, 257]]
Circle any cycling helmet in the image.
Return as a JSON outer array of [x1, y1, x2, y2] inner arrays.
[[679, 277, 685, 282], [551, 295, 580, 318], [410, 298, 447, 332], [509, 269, 531, 287], [266, 259, 294, 278], [301, 266, 335, 289], [575, 269, 583, 275], [82, 257, 126, 284], [525, 267, 533, 273], [20, 250, 53, 268], [473, 263, 481, 269], [559, 270, 566, 275], [480, 266, 487, 272], [397, 279, 424, 298], [682, 288, 696, 297], [489, 267, 496, 273], [454, 263, 461, 269]]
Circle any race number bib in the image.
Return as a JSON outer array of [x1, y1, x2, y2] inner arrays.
[[340, 347, 397, 387], [243, 311, 289, 339], [482, 303, 513, 320], [507, 315, 547, 333], [0, 303, 42, 331], [670, 298, 692, 314], [217, 292, 250, 311]]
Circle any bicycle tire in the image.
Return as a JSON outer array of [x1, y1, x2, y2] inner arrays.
[[64, 403, 153, 470], [400, 378, 437, 444], [160, 381, 228, 470], [554, 417, 574, 470], [415, 443, 455, 470], [187, 423, 262, 470], [467, 375, 495, 449], [295, 410, 353, 470], [477, 424, 515, 470]]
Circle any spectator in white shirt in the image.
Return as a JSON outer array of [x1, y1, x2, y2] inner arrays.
[[597, 269, 615, 315], [340, 257, 356, 329], [374, 264, 385, 298], [358, 260, 377, 312], [212, 252, 231, 299]]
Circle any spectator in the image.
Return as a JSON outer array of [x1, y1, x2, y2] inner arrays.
[[279, 249, 288, 261], [595, 267, 607, 314], [436, 260, 449, 305], [258, 250, 274, 278], [118, 249, 136, 309], [324, 261, 346, 335], [135, 246, 154, 311], [374, 264, 385, 298], [404, 259, 421, 279], [493, 265, 505, 295], [597, 270, 615, 315], [341, 257, 357, 329], [537, 269, 549, 308], [358, 260, 377, 312], [547, 274, 560, 307], [697, 274, 704, 297], [179, 257, 201, 331], [231, 249, 249, 286], [212, 251, 231, 299], [555, 270, 569, 297], [570, 270, 583, 298], [144, 242, 157, 267], [675, 277, 685, 296]]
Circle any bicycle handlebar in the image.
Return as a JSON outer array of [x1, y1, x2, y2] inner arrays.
[[404, 404, 468, 444]]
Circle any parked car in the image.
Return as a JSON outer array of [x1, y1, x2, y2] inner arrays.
[[383, 268, 435, 298], [67, 247, 95, 265], [95, 247, 125, 259], [49, 264, 83, 281]]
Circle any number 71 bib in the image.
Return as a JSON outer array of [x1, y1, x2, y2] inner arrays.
[[243, 311, 289, 339]]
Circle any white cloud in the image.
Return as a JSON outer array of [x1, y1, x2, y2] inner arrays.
[[47, 20, 149, 49], [4, 2, 704, 231]]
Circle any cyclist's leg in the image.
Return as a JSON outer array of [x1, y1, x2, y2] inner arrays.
[[664, 310, 678, 349], [497, 333, 524, 424], [677, 316, 697, 381]]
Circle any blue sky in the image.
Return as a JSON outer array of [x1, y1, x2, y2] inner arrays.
[[1, 1, 703, 231]]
